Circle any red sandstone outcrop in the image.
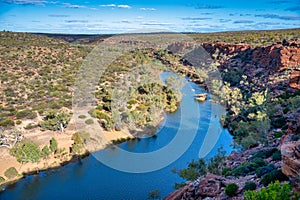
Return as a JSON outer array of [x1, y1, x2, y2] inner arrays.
[[164, 174, 227, 200], [281, 141, 300, 192], [202, 40, 300, 72], [290, 69, 300, 90], [202, 40, 300, 90]]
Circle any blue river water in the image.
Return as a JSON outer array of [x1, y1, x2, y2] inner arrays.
[[0, 72, 233, 200]]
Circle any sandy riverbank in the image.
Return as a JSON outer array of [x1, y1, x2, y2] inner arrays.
[[0, 119, 133, 186]]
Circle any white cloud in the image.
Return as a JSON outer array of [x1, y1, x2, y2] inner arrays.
[[140, 8, 156, 11], [2, 0, 46, 5], [63, 3, 85, 9], [117, 4, 131, 9], [100, 4, 116, 7]]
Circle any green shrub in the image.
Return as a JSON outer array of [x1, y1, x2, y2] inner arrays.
[[85, 119, 94, 125], [250, 148, 278, 160], [49, 137, 58, 153], [78, 115, 87, 119], [147, 190, 161, 200], [174, 183, 186, 189], [70, 132, 84, 155], [24, 123, 38, 129], [95, 105, 103, 110], [0, 118, 14, 127], [10, 141, 41, 163], [39, 111, 70, 131], [4, 167, 18, 179], [128, 99, 137, 105], [16, 109, 37, 119], [41, 146, 51, 159], [244, 181, 256, 191], [244, 181, 298, 200], [252, 158, 266, 167], [0, 176, 5, 183], [232, 162, 257, 177], [274, 132, 283, 138], [256, 164, 276, 178], [291, 134, 300, 141], [178, 168, 199, 181], [225, 183, 238, 197], [260, 169, 288, 186], [271, 116, 286, 128], [222, 167, 232, 177], [206, 148, 226, 175], [271, 150, 282, 161], [16, 120, 22, 125]]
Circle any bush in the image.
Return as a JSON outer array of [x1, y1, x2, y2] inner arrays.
[[225, 183, 238, 197], [274, 132, 283, 138], [0, 176, 5, 183], [178, 168, 199, 181], [16, 109, 37, 119], [70, 132, 84, 155], [4, 167, 18, 179], [10, 141, 41, 163], [232, 162, 258, 177], [244, 181, 299, 200], [244, 181, 256, 191], [41, 146, 51, 159], [250, 148, 278, 160], [16, 120, 22, 125], [78, 115, 87, 119], [291, 134, 300, 141], [49, 137, 58, 153], [222, 168, 232, 177], [0, 118, 14, 127], [252, 158, 266, 167], [271, 116, 286, 128], [256, 164, 276, 178], [24, 123, 38, 129], [147, 190, 161, 200], [39, 111, 70, 131], [260, 169, 288, 186], [272, 150, 282, 161], [207, 148, 226, 175], [85, 119, 94, 125]]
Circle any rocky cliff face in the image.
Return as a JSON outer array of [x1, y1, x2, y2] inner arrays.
[[202, 40, 300, 90], [281, 141, 300, 192]]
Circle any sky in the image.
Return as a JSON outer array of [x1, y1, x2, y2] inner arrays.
[[0, 0, 300, 34]]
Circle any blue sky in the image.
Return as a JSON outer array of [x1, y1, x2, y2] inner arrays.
[[0, 0, 299, 33]]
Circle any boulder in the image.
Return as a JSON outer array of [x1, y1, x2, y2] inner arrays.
[[290, 69, 300, 90], [163, 185, 189, 200], [281, 141, 300, 192], [195, 174, 226, 198]]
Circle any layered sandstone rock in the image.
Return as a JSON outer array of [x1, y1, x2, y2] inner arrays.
[[202, 40, 300, 90], [290, 69, 300, 90], [281, 141, 300, 192]]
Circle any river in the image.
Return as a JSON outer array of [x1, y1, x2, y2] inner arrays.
[[0, 72, 233, 200]]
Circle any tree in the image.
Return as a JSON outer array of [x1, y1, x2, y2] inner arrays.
[[147, 190, 161, 200], [39, 111, 70, 132], [225, 183, 238, 197], [70, 132, 84, 155], [41, 145, 51, 159], [10, 141, 41, 163], [244, 181, 299, 200], [49, 137, 58, 154], [4, 167, 18, 179]]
